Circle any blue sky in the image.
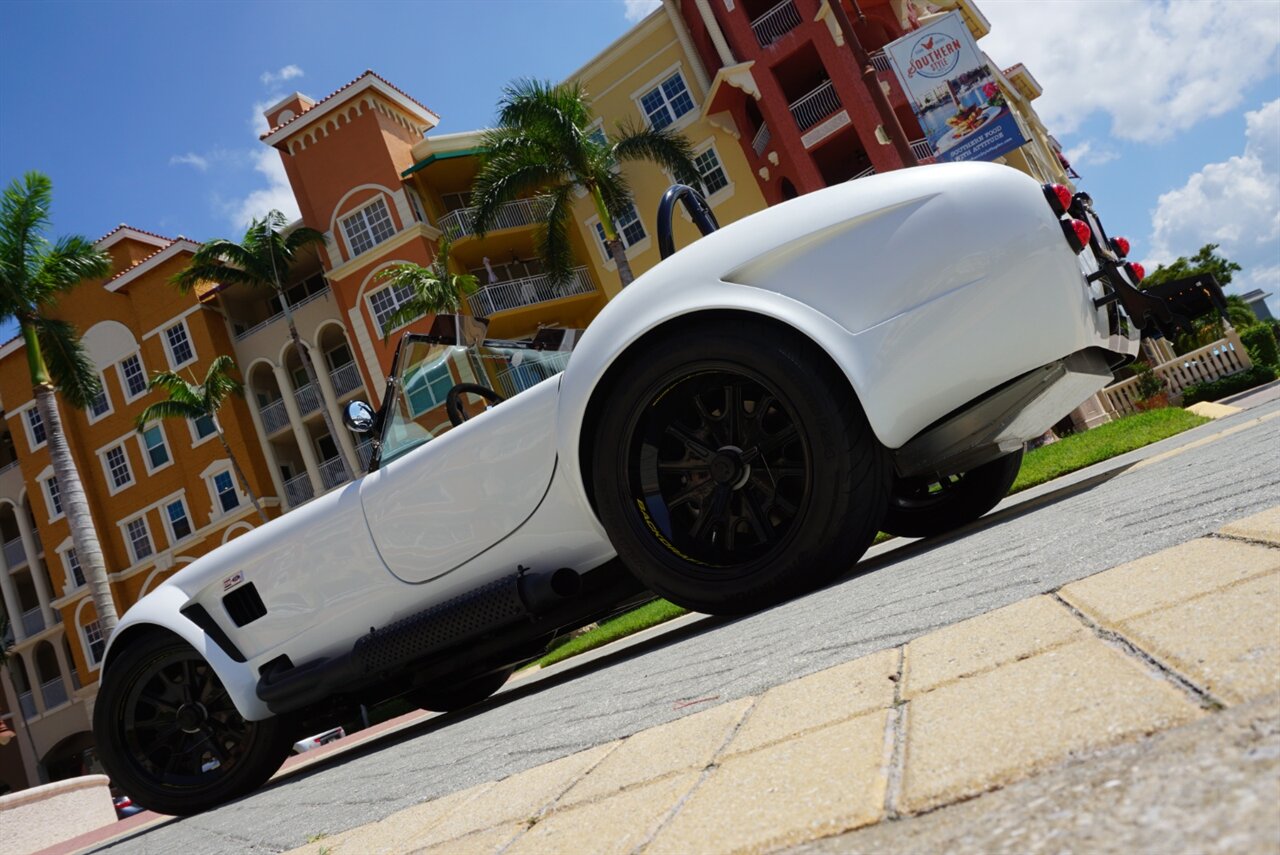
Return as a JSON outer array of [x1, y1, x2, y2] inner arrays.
[[2, 0, 1278, 320]]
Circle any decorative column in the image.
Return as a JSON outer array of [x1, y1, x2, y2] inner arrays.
[[306, 345, 361, 476], [665, 0, 711, 94], [0, 550, 26, 642], [22, 654, 45, 716], [244, 396, 289, 505], [272, 366, 323, 495], [14, 509, 53, 628], [51, 634, 74, 697]]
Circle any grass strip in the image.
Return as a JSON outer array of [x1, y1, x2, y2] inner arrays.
[[537, 407, 1210, 669]]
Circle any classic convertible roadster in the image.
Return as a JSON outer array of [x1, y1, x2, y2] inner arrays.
[[95, 162, 1180, 814]]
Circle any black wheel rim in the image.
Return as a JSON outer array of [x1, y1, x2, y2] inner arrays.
[[626, 367, 811, 570], [120, 649, 256, 790]]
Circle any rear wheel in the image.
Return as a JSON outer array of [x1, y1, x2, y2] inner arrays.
[[92, 632, 292, 816], [591, 323, 889, 615], [881, 449, 1024, 539], [408, 667, 514, 713]]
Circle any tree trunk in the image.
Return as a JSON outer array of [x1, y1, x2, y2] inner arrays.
[[282, 310, 353, 483], [607, 238, 635, 287], [589, 185, 637, 289], [33, 383, 118, 637], [213, 416, 269, 525]]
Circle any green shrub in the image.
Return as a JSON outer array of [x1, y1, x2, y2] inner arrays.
[[1181, 364, 1278, 405], [1239, 323, 1279, 368], [1132, 362, 1166, 400]]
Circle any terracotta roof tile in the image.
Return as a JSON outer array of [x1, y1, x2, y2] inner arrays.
[[93, 223, 175, 246], [260, 69, 437, 140]]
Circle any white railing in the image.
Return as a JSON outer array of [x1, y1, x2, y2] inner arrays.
[[260, 398, 290, 435], [283, 472, 314, 508], [41, 677, 67, 711], [1100, 334, 1253, 417], [789, 80, 842, 131], [294, 383, 322, 416], [752, 122, 771, 157], [18, 691, 35, 721], [21, 607, 43, 637], [468, 268, 595, 317], [3, 537, 25, 568], [438, 197, 551, 239], [234, 287, 331, 341], [751, 0, 801, 46], [869, 50, 892, 73], [849, 165, 877, 181], [0, 460, 19, 474], [909, 138, 935, 161], [493, 352, 573, 398], [356, 439, 376, 470], [318, 457, 348, 490], [329, 362, 363, 398]]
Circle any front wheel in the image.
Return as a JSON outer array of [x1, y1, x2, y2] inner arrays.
[[591, 323, 889, 615], [92, 632, 293, 816], [881, 449, 1024, 539]]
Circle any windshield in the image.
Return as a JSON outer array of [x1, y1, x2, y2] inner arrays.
[[377, 336, 573, 465]]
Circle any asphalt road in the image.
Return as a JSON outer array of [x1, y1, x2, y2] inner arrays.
[[98, 394, 1280, 854]]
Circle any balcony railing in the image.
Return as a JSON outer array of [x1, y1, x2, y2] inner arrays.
[[234, 286, 332, 341], [18, 691, 35, 721], [3, 537, 25, 569], [438, 197, 551, 240], [849, 166, 877, 181], [493, 352, 572, 398], [283, 472, 314, 508], [751, 0, 801, 47], [41, 677, 67, 711], [752, 123, 771, 157], [789, 80, 842, 132], [329, 362, 363, 398], [868, 50, 892, 73], [21, 607, 43, 637], [260, 399, 290, 435], [318, 456, 348, 491], [1101, 334, 1253, 417], [909, 138, 935, 161], [0, 459, 19, 475], [356, 439, 376, 471], [294, 383, 322, 416], [468, 268, 596, 317]]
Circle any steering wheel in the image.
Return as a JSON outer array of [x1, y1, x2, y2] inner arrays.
[[445, 383, 506, 426]]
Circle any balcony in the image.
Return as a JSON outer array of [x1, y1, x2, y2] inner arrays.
[[21, 606, 43, 637], [260, 399, 290, 435], [329, 362, 363, 398], [356, 439, 375, 471], [438, 197, 551, 240], [283, 472, 314, 508], [909, 138, 936, 162], [789, 80, 842, 132], [3, 536, 25, 568], [751, 0, 802, 47], [468, 268, 596, 317], [318, 456, 348, 491], [294, 383, 322, 417], [234, 286, 332, 341], [41, 677, 67, 711], [849, 165, 877, 181], [18, 690, 35, 721], [868, 50, 892, 73], [0, 459, 18, 475], [752, 123, 772, 157]]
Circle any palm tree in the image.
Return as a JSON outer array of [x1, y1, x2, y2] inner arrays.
[[375, 235, 479, 338], [471, 79, 702, 288], [172, 211, 352, 482], [0, 172, 118, 637], [0, 611, 42, 784], [137, 356, 268, 525]]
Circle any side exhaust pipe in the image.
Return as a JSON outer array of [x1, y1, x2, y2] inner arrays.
[[258, 568, 580, 714]]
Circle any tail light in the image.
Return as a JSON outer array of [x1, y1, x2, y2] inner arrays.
[[1062, 218, 1091, 253], [1043, 183, 1072, 216], [1110, 236, 1130, 257], [1126, 261, 1145, 282]]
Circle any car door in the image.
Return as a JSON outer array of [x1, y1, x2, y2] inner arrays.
[[358, 340, 564, 584]]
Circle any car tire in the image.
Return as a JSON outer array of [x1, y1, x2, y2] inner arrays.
[[881, 449, 1024, 539], [92, 632, 293, 817], [592, 322, 889, 615], [408, 667, 514, 713]]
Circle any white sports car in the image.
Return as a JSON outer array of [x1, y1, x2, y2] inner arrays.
[[95, 162, 1179, 815]]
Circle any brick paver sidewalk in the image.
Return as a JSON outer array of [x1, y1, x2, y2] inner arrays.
[[278, 506, 1280, 855]]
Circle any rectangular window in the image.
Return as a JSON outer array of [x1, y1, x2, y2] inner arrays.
[[368, 283, 418, 332], [165, 499, 193, 542], [140, 425, 170, 471], [164, 321, 195, 367], [341, 198, 397, 257], [46, 476, 62, 518], [640, 72, 695, 129], [126, 517, 153, 562], [119, 354, 147, 399], [593, 204, 646, 255], [695, 146, 730, 196], [213, 471, 240, 513], [85, 620, 105, 665], [65, 548, 84, 588], [193, 414, 216, 440], [105, 445, 133, 490], [25, 408, 46, 447], [89, 378, 111, 419], [406, 361, 455, 416]]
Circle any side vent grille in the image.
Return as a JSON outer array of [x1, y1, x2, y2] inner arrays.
[[223, 583, 267, 627]]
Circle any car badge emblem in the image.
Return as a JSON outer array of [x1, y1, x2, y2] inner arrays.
[[223, 571, 244, 591]]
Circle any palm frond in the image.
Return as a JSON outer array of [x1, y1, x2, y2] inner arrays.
[[202, 355, 244, 408], [537, 185, 578, 286], [283, 224, 328, 256], [147, 370, 204, 406], [136, 399, 206, 431], [471, 152, 569, 237], [497, 79, 591, 146], [34, 235, 111, 299], [612, 122, 701, 187], [34, 317, 100, 408]]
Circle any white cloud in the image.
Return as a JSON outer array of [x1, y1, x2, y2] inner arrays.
[[623, 0, 660, 23], [260, 64, 304, 87], [1147, 99, 1280, 312], [225, 148, 301, 233], [980, 1, 1280, 142], [170, 152, 209, 171], [1062, 140, 1117, 168]]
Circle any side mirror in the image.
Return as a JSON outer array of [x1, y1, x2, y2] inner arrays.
[[343, 401, 376, 434]]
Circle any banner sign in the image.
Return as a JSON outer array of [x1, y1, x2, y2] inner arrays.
[[884, 12, 1027, 163]]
